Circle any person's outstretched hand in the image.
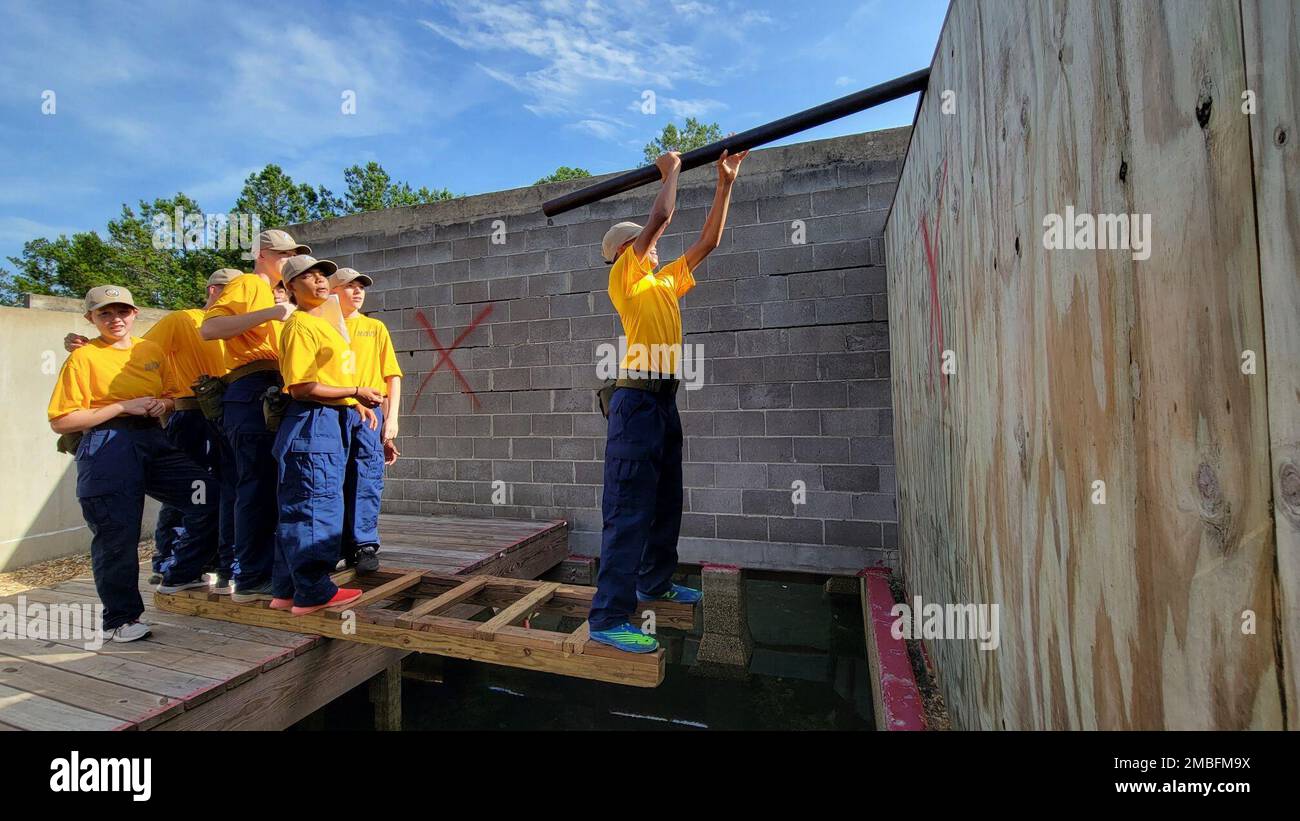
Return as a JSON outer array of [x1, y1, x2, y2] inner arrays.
[[717, 148, 749, 184], [655, 151, 682, 179]]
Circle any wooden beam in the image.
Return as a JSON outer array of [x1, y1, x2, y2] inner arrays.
[[155, 587, 663, 688], [368, 662, 402, 731], [563, 622, 590, 656], [475, 583, 560, 640], [324, 573, 423, 620], [396, 577, 489, 626]]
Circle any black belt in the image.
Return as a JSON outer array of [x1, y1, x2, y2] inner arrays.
[[172, 397, 200, 411], [615, 377, 680, 395]]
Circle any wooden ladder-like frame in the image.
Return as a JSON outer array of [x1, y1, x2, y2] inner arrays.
[[155, 568, 697, 687]]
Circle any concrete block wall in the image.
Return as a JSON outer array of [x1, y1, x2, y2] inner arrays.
[[290, 126, 908, 574]]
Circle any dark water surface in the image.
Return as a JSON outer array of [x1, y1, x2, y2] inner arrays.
[[295, 573, 874, 731]]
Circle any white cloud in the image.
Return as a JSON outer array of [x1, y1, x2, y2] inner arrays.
[[0, 216, 81, 246], [418, 0, 731, 126]]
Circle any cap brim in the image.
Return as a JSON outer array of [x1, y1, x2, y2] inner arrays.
[[86, 300, 137, 312], [266, 243, 312, 254], [287, 262, 339, 281]]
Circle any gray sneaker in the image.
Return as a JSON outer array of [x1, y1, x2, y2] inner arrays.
[[157, 578, 210, 594], [212, 574, 233, 595], [231, 580, 275, 603], [111, 621, 152, 643], [356, 545, 380, 574]]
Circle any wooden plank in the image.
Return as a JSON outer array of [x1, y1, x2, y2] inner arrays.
[[0, 682, 128, 731], [151, 642, 408, 731], [883, 0, 1283, 729], [475, 583, 560, 639], [0, 638, 230, 702], [0, 657, 182, 729], [396, 577, 489, 626], [1242, 0, 1300, 730], [27, 582, 318, 652], [563, 622, 590, 656], [494, 626, 568, 651], [156, 588, 663, 688], [324, 573, 422, 619]]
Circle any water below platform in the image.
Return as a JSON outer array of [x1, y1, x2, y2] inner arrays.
[[294, 573, 874, 731]]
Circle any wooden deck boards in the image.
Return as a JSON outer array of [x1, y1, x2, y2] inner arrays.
[[0, 514, 569, 730]]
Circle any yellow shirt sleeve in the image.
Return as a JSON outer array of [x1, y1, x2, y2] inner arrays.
[[47, 353, 91, 420], [278, 320, 321, 389], [378, 323, 402, 380], [659, 256, 696, 298], [143, 313, 181, 396], [204, 276, 253, 318]]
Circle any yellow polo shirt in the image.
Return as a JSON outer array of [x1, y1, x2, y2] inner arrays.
[[607, 245, 695, 375], [279, 311, 358, 407], [47, 337, 167, 420], [203, 274, 279, 371], [345, 314, 403, 394], [144, 308, 227, 396]]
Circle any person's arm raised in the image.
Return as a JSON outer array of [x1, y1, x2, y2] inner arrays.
[[632, 152, 682, 260], [686, 148, 748, 270]]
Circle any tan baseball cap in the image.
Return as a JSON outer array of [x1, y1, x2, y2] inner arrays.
[[601, 221, 642, 264], [207, 268, 243, 286], [329, 267, 373, 288], [281, 254, 338, 282], [258, 229, 311, 255], [84, 285, 137, 312]]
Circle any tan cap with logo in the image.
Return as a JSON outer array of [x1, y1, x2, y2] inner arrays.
[[328, 267, 373, 288], [258, 229, 311, 255], [84, 285, 138, 313], [601, 221, 643, 264], [207, 268, 243, 286], [281, 254, 338, 282]]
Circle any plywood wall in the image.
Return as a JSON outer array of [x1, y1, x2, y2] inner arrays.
[[884, 0, 1292, 729], [1242, 0, 1300, 730]]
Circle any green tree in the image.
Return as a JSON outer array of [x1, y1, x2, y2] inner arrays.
[[643, 117, 723, 164], [342, 162, 455, 213], [1, 194, 242, 309], [235, 164, 343, 226], [0, 161, 458, 308], [535, 166, 592, 185]]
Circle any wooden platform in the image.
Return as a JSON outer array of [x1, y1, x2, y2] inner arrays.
[[0, 514, 569, 730], [156, 567, 695, 689]]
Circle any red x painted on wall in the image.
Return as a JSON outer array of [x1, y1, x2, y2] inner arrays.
[[919, 156, 949, 397], [410, 304, 494, 411]]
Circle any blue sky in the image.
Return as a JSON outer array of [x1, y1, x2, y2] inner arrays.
[[0, 0, 947, 264]]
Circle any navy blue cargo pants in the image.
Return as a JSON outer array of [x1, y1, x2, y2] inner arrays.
[[75, 420, 216, 631], [151, 408, 232, 579], [220, 369, 281, 591], [589, 387, 683, 631], [272, 401, 355, 607]]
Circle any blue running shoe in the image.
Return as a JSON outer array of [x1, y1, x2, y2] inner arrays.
[[637, 583, 702, 604], [588, 622, 660, 653]]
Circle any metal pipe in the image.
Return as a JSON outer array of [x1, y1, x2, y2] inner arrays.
[[542, 67, 930, 217]]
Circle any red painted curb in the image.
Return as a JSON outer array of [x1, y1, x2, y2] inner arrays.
[[860, 567, 926, 731], [699, 563, 742, 574]]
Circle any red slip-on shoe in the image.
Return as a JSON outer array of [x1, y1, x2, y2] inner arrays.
[[291, 587, 363, 616], [269, 598, 293, 611]]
